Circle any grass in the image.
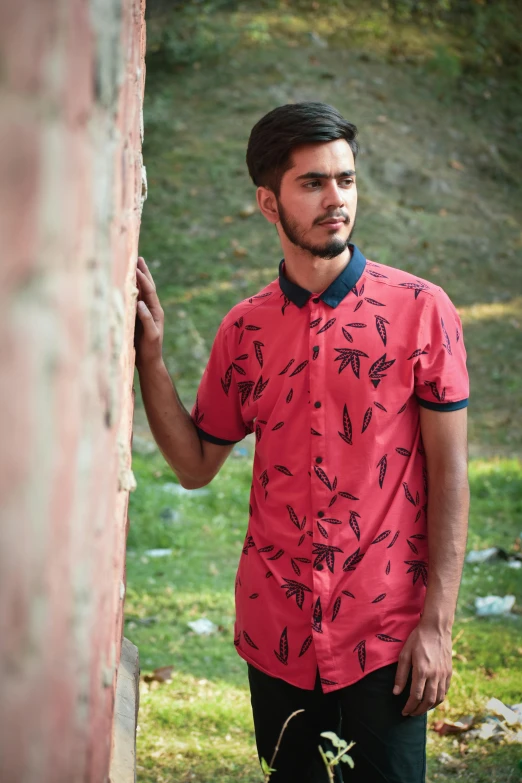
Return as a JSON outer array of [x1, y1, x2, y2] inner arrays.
[[127, 2, 522, 780]]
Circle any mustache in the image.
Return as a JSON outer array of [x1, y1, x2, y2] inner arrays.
[[313, 211, 350, 225]]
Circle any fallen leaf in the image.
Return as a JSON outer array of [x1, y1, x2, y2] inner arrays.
[[432, 716, 474, 736], [143, 665, 175, 683], [449, 159, 465, 171]]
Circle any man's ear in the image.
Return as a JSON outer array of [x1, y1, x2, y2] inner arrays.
[[256, 186, 279, 225]]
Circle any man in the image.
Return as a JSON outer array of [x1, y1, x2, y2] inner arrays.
[[135, 102, 470, 782]]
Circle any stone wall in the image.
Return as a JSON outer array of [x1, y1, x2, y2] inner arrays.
[[0, 1, 146, 781]]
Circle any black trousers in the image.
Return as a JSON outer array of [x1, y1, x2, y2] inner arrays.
[[248, 662, 427, 783]]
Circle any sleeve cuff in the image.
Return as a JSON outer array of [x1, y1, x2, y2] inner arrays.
[[196, 425, 239, 446], [416, 397, 469, 412]]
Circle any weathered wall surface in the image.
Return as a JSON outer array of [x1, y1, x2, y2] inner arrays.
[[0, 1, 146, 781]]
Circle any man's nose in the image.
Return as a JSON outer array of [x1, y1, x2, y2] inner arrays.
[[322, 181, 345, 209]]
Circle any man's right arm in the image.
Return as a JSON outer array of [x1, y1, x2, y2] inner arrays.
[[135, 257, 233, 488]]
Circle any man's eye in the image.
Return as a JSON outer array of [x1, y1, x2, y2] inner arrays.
[[340, 178, 354, 186], [304, 180, 320, 188]]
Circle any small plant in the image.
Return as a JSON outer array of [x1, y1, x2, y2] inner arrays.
[[319, 732, 356, 782], [260, 714, 355, 781], [261, 709, 304, 781]]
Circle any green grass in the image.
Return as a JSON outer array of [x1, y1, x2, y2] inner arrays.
[[128, 2, 522, 780]]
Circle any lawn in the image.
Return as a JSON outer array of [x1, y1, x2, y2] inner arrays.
[[127, 2, 522, 780]]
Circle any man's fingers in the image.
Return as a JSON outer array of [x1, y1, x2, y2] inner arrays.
[[402, 668, 426, 716], [137, 256, 156, 287], [393, 648, 411, 696], [136, 301, 160, 339], [409, 678, 438, 716]]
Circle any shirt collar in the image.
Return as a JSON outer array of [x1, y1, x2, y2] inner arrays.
[[278, 244, 366, 309]]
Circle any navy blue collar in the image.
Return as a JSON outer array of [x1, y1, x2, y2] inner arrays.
[[278, 244, 366, 309]]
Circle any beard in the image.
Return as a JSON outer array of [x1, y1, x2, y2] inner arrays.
[[277, 200, 356, 260]]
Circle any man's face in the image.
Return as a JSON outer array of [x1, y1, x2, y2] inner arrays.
[[276, 139, 358, 259]]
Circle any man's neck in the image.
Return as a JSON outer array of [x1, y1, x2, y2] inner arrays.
[[281, 244, 353, 295]]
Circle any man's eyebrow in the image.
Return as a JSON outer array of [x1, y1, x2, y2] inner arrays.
[[295, 170, 356, 181]]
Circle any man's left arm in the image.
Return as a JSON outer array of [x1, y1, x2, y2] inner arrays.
[[393, 406, 470, 716]]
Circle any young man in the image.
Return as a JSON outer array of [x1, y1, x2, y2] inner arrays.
[[135, 103, 470, 783]]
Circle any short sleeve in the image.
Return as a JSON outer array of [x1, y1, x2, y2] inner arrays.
[[414, 287, 469, 411], [191, 320, 252, 445]]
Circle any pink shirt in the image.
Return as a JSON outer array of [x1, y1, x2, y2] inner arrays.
[[191, 245, 469, 692]]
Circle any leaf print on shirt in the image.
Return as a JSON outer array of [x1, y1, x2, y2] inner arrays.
[[424, 380, 446, 402], [238, 380, 254, 406], [343, 547, 365, 572], [286, 389, 293, 404], [441, 318, 452, 355], [253, 375, 269, 401], [267, 549, 284, 561], [385, 560, 391, 575], [366, 269, 389, 279], [374, 401, 387, 412], [310, 317, 322, 328], [287, 505, 305, 531], [362, 407, 373, 434], [371, 530, 391, 545], [407, 539, 419, 555], [281, 578, 312, 610], [398, 281, 430, 299], [396, 447, 411, 457], [456, 326, 460, 343], [289, 360, 309, 377], [422, 466, 428, 495], [245, 324, 262, 331], [258, 545, 274, 553], [279, 358, 295, 375], [313, 597, 323, 633], [339, 490, 359, 500], [274, 627, 289, 665], [317, 522, 329, 539], [233, 317, 244, 329], [259, 469, 269, 499], [354, 640, 366, 672], [281, 295, 291, 315], [365, 298, 386, 307], [405, 560, 428, 586], [376, 634, 402, 643], [341, 327, 353, 343], [322, 517, 342, 525], [312, 543, 343, 573], [243, 631, 259, 650], [354, 300, 364, 313], [299, 634, 313, 657], [342, 590, 355, 599], [372, 593, 387, 603], [407, 348, 429, 360], [369, 353, 396, 388], [242, 535, 255, 554], [338, 403, 353, 445], [317, 318, 336, 334], [375, 315, 390, 346], [377, 454, 388, 489], [334, 348, 369, 377], [387, 531, 400, 549], [272, 421, 285, 431], [275, 465, 293, 476], [232, 362, 246, 376], [313, 465, 332, 490], [253, 341, 264, 367], [349, 511, 361, 541], [221, 364, 233, 395], [193, 395, 204, 426], [332, 596, 342, 621], [403, 482, 417, 507]]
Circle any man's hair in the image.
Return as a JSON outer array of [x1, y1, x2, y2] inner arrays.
[[246, 102, 359, 194]]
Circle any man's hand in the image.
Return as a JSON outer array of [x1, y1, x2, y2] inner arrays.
[[393, 622, 453, 717], [135, 256, 165, 368]]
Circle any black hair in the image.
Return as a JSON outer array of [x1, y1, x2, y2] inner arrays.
[[246, 102, 359, 194]]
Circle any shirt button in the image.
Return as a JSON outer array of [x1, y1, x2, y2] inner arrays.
[[314, 401, 321, 409], [318, 511, 325, 518], [316, 564, 324, 571], [312, 297, 320, 304], [315, 457, 323, 464]]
